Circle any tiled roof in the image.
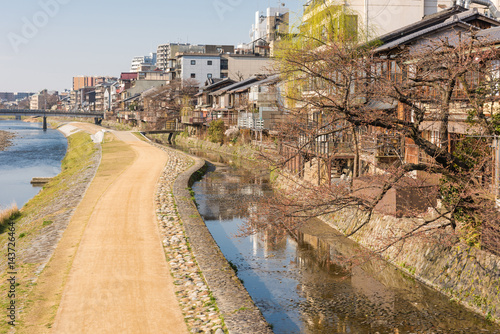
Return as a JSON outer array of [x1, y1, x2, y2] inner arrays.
[[376, 8, 500, 52], [375, 9, 493, 52], [477, 25, 500, 43]]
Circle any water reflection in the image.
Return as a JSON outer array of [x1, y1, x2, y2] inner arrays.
[[184, 144, 500, 333], [0, 120, 67, 207]]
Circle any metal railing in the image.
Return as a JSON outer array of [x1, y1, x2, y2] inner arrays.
[[238, 114, 264, 130]]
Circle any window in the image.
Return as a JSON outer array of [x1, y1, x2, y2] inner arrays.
[[207, 60, 213, 65], [191, 60, 196, 65], [191, 73, 196, 78], [221, 58, 228, 70]]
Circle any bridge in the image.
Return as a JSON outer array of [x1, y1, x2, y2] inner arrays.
[[0, 109, 104, 130]]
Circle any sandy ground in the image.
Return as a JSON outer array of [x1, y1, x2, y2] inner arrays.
[[21, 124, 187, 333], [0, 130, 14, 151]]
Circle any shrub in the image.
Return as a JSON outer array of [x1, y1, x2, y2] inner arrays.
[[208, 119, 226, 144]]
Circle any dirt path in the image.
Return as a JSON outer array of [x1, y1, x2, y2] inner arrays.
[[21, 125, 187, 333]]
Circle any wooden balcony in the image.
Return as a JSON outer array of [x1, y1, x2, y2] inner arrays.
[[361, 134, 403, 158], [181, 115, 205, 125]]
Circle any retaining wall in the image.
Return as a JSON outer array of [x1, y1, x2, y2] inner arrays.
[[171, 148, 272, 334], [276, 173, 500, 323]]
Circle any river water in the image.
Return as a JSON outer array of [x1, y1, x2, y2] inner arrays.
[[183, 147, 500, 334], [0, 120, 67, 209]]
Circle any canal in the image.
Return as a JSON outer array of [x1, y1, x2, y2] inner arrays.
[[0, 120, 67, 208], [180, 146, 499, 334]]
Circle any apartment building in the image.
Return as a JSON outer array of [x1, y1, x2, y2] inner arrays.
[[303, 0, 500, 39], [130, 53, 157, 72]]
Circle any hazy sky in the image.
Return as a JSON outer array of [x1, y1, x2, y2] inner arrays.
[[0, 0, 304, 93]]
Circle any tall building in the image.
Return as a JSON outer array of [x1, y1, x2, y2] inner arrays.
[[156, 43, 234, 71], [130, 53, 157, 72], [237, 6, 289, 56], [73, 76, 117, 91], [156, 44, 205, 71], [73, 76, 95, 91], [30, 90, 47, 110], [252, 7, 289, 47]]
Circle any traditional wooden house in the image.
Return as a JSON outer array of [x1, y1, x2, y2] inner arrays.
[[209, 76, 264, 127]]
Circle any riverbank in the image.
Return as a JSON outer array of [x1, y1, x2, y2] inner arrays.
[[0, 130, 15, 151], [166, 134, 500, 327], [142, 135, 272, 333], [0, 120, 269, 333], [0, 128, 100, 333]]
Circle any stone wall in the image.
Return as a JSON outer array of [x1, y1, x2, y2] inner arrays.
[[164, 134, 500, 323], [276, 172, 500, 323], [171, 147, 273, 334], [173, 135, 258, 160]]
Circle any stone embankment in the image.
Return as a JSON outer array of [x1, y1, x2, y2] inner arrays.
[[275, 171, 500, 324], [0, 130, 14, 151], [151, 140, 272, 334]]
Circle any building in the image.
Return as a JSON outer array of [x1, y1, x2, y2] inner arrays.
[[156, 43, 206, 71], [73, 76, 117, 91], [175, 53, 222, 85], [30, 91, 46, 110], [95, 82, 119, 112], [156, 43, 234, 71], [223, 54, 274, 81], [0, 93, 15, 102], [130, 53, 157, 72], [303, 0, 500, 39], [248, 6, 290, 56]]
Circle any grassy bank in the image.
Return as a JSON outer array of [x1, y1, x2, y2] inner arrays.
[[0, 205, 20, 234], [0, 131, 97, 332]]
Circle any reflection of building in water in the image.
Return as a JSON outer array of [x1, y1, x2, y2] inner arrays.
[[195, 168, 268, 220]]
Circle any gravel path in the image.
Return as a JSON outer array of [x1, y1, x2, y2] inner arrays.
[[0, 129, 15, 151]]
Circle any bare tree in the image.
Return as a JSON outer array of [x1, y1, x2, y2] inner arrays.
[[249, 30, 500, 257], [142, 79, 198, 131]]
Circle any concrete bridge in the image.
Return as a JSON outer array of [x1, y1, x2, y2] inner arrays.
[[0, 109, 104, 130]]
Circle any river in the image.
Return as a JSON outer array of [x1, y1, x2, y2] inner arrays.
[[182, 147, 500, 334], [0, 120, 67, 209]]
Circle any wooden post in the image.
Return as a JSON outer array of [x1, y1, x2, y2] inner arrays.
[[42, 116, 47, 131]]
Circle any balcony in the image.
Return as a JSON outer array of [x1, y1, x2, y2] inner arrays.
[[361, 134, 403, 158], [249, 92, 278, 104], [181, 115, 205, 125]]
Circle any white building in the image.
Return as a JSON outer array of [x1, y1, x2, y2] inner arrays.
[[156, 44, 205, 71], [251, 6, 290, 42], [177, 54, 221, 86], [304, 0, 500, 39], [130, 53, 157, 72], [30, 91, 46, 110]]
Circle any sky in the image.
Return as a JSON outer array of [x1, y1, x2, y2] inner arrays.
[[0, 0, 304, 93]]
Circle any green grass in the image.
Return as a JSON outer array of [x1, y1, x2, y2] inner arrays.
[[0, 205, 20, 234], [0, 131, 97, 333]]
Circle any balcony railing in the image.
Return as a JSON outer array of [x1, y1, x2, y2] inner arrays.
[[238, 113, 264, 130], [181, 115, 205, 124], [361, 134, 403, 158]]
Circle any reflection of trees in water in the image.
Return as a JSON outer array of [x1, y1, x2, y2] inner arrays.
[[196, 170, 269, 220], [193, 152, 499, 333], [293, 224, 498, 333]]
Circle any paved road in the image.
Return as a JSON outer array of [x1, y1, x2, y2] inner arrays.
[[51, 128, 187, 333]]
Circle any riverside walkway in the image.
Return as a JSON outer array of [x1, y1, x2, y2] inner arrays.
[[19, 123, 270, 334], [21, 123, 187, 333]]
